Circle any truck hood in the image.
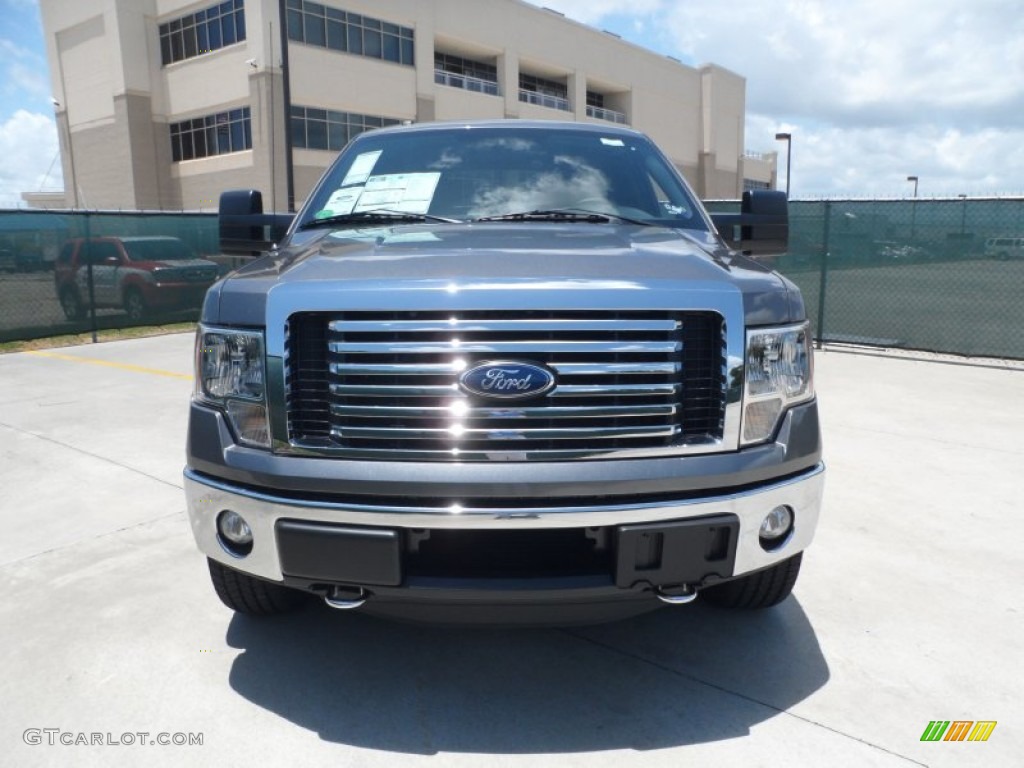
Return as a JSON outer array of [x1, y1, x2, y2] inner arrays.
[[205, 223, 803, 327]]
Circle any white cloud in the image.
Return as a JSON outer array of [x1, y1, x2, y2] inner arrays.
[[0, 110, 61, 206], [666, 0, 1024, 196], [533, 0, 1024, 197], [0, 36, 51, 106], [0, 0, 60, 207], [746, 115, 1024, 198], [664, 1, 1023, 128]]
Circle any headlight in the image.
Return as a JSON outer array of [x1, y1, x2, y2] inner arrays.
[[741, 322, 813, 445], [195, 326, 270, 447]]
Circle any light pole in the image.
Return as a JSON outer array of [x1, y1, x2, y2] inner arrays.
[[52, 99, 79, 208], [775, 132, 792, 198], [907, 176, 918, 241], [277, 0, 296, 212]]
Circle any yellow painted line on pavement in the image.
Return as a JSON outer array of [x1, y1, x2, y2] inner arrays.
[[26, 350, 193, 380]]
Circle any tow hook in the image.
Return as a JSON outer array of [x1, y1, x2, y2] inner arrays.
[[323, 586, 368, 610], [655, 585, 698, 605]]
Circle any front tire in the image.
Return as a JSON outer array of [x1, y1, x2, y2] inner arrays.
[[124, 288, 147, 321], [701, 552, 803, 610], [60, 288, 85, 321], [207, 558, 303, 615]]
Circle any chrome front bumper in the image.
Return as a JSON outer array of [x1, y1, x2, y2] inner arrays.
[[185, 463, 825, 585]]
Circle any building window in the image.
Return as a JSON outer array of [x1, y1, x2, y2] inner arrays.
[[290, 106, 400, 151], [170, 107, 252, 162], [744, 179, 771, 192], [434, 53, 499, 95], [585, 90, 626, 124], [159, 0, 246, 66], [286, 1, 414, 66], [519, 73, 570, 111]]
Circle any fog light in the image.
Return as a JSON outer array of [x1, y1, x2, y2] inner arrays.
[[217, 510, 253, 557], [759, 505, 793, 550]]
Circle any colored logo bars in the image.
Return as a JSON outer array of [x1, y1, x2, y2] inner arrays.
[[920, 720, 997, 742]]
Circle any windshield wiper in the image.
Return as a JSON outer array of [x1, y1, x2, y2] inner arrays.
[[472, 208, 651, 225], [298, 209, 461, 230]]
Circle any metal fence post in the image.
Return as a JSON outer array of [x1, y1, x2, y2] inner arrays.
[[83, 210, 98, 343], [815, 201, 831, 349]]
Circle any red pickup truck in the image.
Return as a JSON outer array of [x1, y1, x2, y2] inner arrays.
[[54, 236, 219, 321]]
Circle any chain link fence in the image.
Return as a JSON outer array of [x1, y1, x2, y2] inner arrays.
[[3, 200, 1023, 358], [0, 210, 223, 343], [708, 197, 1024, 359]]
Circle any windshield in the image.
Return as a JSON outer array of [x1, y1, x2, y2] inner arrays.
[[297, 125, 708, 232], [122, 239, 193, 262]]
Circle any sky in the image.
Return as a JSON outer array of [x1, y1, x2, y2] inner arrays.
[[0, 0, 1021, 206]]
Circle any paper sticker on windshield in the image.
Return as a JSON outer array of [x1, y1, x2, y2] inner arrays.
[[353, 173, 441, 215], [600, 138, 625, 147], [317, 187, 361, 218], [341, 150, 382, 187]]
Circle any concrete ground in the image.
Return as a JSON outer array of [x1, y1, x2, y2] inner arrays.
[[0, 334, 1021, 768]]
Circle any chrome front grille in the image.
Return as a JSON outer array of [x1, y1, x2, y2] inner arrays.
[[285, 311, 726, 460], [183, 268, 215, 282]]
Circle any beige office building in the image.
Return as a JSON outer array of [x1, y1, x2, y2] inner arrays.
[[39, 0, 775, 211]]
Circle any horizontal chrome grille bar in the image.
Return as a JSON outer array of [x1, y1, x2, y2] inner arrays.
[[328, 361, 682, 376], [331, 425, 681, 440], [328, 382, 680, 397], [331, 361, 465, 376], [328, 340, 681, 354], [551, 362, 681, 375], [328, 318, 680, 333], [330, 403, 678, 418]]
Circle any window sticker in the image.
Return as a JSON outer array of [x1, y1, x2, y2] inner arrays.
[[317, 187, 362, 218], [600, 138, 625, 147], [341, 150, 383, 187], [353, 172, 441, 214], [316, 172, 443, 219]]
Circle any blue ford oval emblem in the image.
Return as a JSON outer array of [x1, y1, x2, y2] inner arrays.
[[459, 361, 556, 400]]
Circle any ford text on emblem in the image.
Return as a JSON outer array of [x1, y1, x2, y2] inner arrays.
[[459, 361, 556, 400]]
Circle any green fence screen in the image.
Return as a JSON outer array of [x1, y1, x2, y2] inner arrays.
[[2, 200, 1023, 358], [709, 197, 1024, 358], [0, 210, 220, 343]]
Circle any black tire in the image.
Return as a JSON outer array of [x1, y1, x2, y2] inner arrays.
[[701, 552, 803, 610], [124, 288, 147, 321], [207, 558, 303, 615], [60, 288, 85, 321]]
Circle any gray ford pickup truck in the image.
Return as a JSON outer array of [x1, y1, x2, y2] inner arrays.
[[185, 120, 823, 624]]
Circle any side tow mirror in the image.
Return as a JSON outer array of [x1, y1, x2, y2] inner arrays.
[[709, 190, 789, 257], [218, 190, 294, 256]]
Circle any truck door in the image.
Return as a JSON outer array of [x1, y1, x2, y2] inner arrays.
[[80, 241, 122, 306]]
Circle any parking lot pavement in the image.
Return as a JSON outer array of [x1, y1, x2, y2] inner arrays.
[[1, 334, 1021, 767]]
